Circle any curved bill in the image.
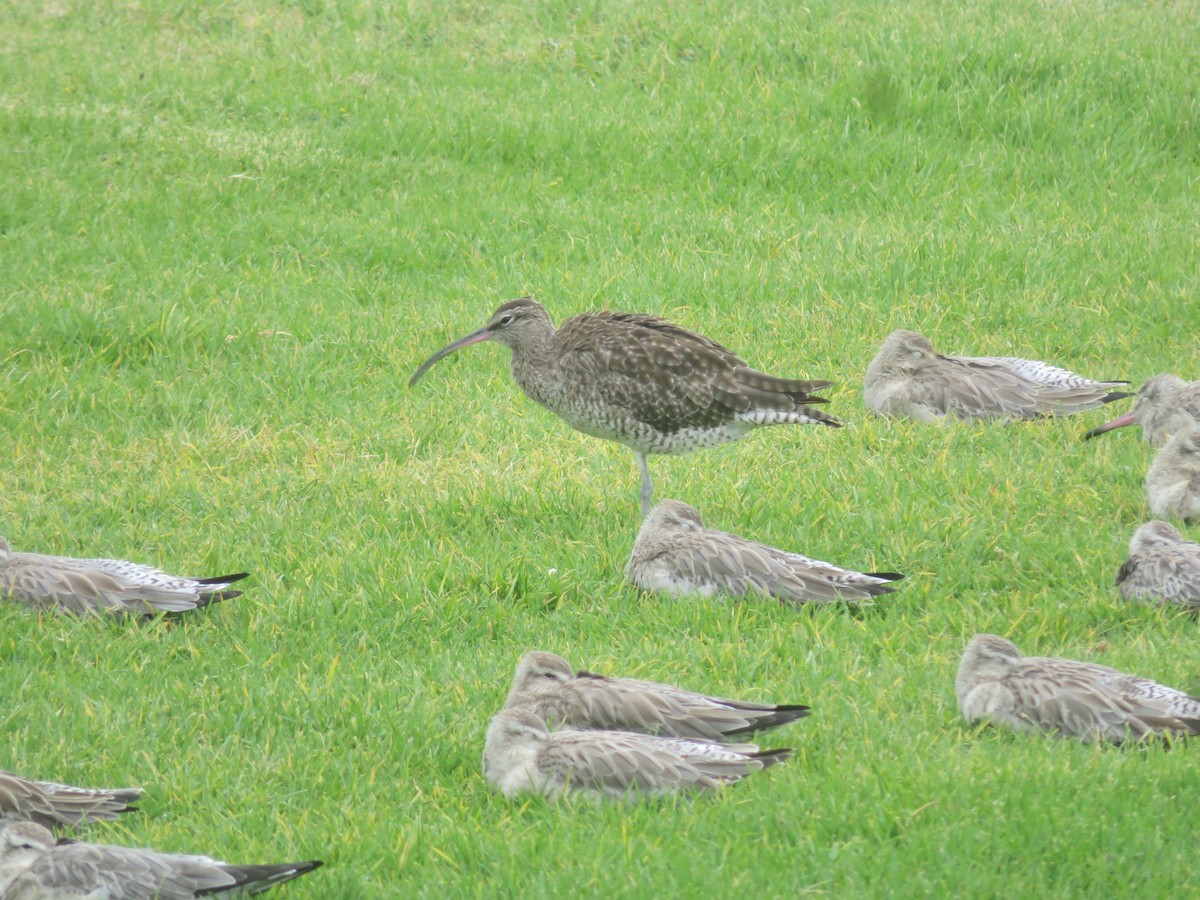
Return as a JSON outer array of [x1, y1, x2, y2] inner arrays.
[[409, 327, 492, 386], [1083, 411, 1135, 441]]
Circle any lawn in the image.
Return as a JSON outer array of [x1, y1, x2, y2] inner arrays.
[[1, 0, 1199, 895]]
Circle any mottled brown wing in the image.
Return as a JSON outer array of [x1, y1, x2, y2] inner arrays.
[[0, 559, 179, 615], [556, 312, 828, 433], [553, 312, 750, 431], [1009, 660, 1200, 741], [662, 530, 886, 604], [1118, 546, 1200, 605], [568, 673, 807, 740], [920, 356, 1044, 420], [537, 731, 701, 793], [0, 772, 142, 830]]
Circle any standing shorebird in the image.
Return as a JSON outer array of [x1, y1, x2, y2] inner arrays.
[[1085, 373, 1200, 446], [0, 536, 248, 617], [626, 499, 902, 605], [1116, 521, 1200, 608], [1147, 430, 1200, 521], [863, 329, 1131, 423], [0, 770, 142, 831], [409, 297, 841, 516], [503, 650, 810, 740], [956, 634, 1200, 744], [482, 707, 791, 800], [0, 820, 322, 898]]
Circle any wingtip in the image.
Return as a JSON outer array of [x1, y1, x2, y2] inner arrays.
[[193, 590, 243, 609], [781, 704, 813, 717], [754, 747, 794, 767], [195, 573, 250, 586]]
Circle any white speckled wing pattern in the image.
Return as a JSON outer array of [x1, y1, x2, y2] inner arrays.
[[864, 329, 1131, 422], [1117, 521, 1200, 607], [0, 536, 248, 617], [956, 634, 1200, 744]]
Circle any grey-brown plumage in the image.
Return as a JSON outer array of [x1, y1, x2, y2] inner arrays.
[[409, 297, 841, 516], [956, 634, 1200, 744], [0, 770, 142, 832], [1116, 520, 1200, 608], [0, 821, 322, 898], [0, 536, 248, 617], [1147, 430, 1200, 521], [1085, 373, 1200, 445], [482, 707, 791, 800], [863, 329, 1131, 422], [626, 499, 902, 605], [503, 650, 810, 740]]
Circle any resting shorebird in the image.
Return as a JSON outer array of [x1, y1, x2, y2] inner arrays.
[[482, 707, 791, 800], [626, 499, 902, 605], [863, 329, 1131, 422], [1116, 521, 1200, 608], [0, 536, 247, 617], [956, 633, 1200, 744], [503, 650, 810, 740], [0, 770, 141, 831], [0, 820, 322, 898], [1147, 430, 1200, 521], [409, 297, 841, 516], [1085, 373, 1200, 446]]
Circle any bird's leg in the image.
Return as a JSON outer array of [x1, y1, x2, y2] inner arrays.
[[636, 452, 654, 518]]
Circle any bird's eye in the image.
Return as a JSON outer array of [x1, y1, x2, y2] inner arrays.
[[497, 314, 514, 327], [542, 671, 557, 679]]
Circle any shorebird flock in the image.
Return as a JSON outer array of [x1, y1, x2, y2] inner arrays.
[[2, 299, 1197, 892], [409, 305, 1200, 771]]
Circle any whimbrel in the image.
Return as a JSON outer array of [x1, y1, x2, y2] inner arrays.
[[482, 707, 791, 800], [1116, 521, 1200, 608], [0, 770, 142, 831], [0, 820, 323, 898], [1085, 373, 1200, 446], [1147, 430, 1200, 521], [863, 329, 1131, 422], [626, 499, 902, 605], [0, 536, 248, 617], [956, 634, 1200, 744], [409, 297, 841, 516], [504, 650, 810, 740]]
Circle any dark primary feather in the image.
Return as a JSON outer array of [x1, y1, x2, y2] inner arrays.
[[194, 860, 324, 896], [189, 573, 250, 607]]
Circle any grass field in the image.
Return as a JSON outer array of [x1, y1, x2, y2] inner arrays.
[[2, 0, 1199, 895]]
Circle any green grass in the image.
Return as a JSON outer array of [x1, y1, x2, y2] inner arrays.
[[1, 0, 1199, 895]]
